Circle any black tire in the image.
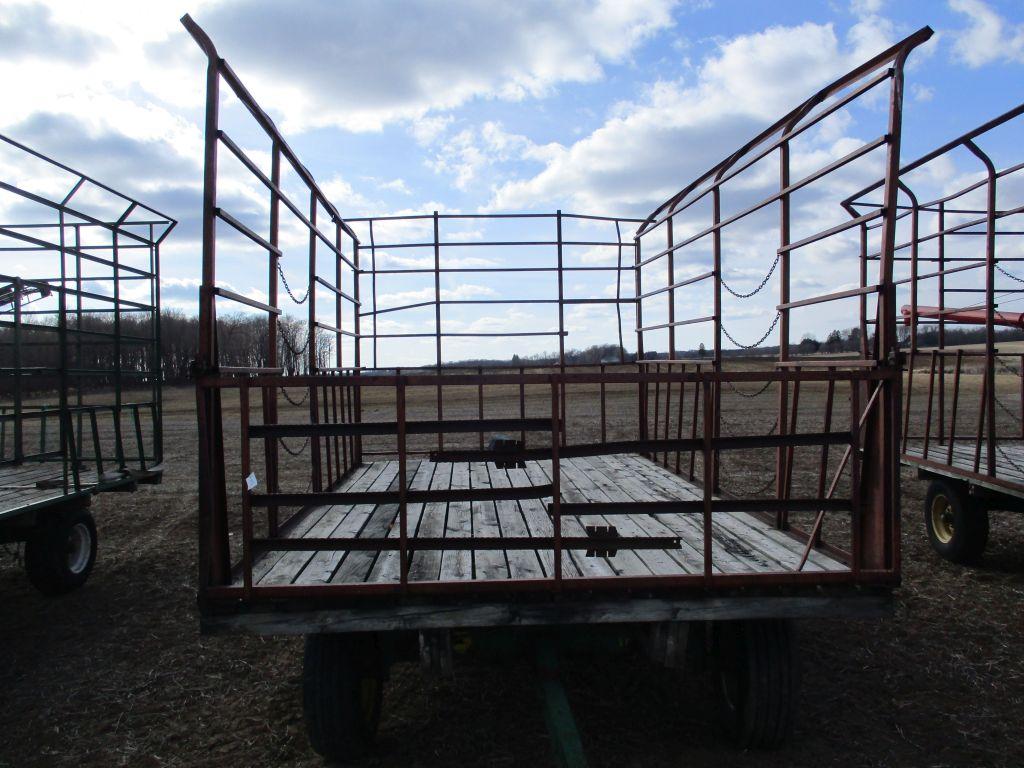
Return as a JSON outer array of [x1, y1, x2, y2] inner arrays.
[[712, 619, 799, 749], [303, 633, 383, 763], [924, 478, 989, 564], [24, 508, 97, 596]]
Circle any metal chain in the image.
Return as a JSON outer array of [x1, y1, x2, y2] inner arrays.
[[277, 261, 310, 304], [718, 412, 779, 438], [721, 253, 780, 299], [278, 436, 310, 456], [995, 394, 1022, 424], [724, 379, 774, 399], [722, 312, 781, 350], [996, 443, 1024, 475], [279, 329, 312, 358], [996, 357, 1021, 377], [720, 471, 778, 497], [279, 386, 310, 407], [996, 264, 1024, 284]]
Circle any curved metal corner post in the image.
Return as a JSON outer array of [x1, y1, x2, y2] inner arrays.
[[963, 139, 998, 476], [182, 13, 231, 590]]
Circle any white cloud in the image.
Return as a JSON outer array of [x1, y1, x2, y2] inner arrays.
[[193, 0, 679, 133], [378, 178, 411, 195], [487, 19, 906, 216], [948, 0, 1024, 67]]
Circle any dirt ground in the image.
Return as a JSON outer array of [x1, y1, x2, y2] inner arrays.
[[1, 380, 1023, 768]]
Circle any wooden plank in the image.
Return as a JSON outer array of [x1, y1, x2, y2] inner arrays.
[[591, 453, 732, 573], [522, 460, 612, 579], [488, 463, 545, 580], [293, 462, 399, 585], [366, 459, 435, 583], [572, 455, 702, 574], [506, 464, 578, 578], [407, 461, 453, 582], [616, 454, 840, 573], [601, 453, 770, 574], [439, 462, 473, 581], [332, 465, 406, 584], [469, 462, 509, 581], [557, 458, 659, 577], [204, 594, 893, 635], [612, 453, 791, 572], [260, 462, 387, 586], [252, 462, 374, 584]]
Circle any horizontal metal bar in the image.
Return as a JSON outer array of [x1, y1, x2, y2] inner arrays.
[[778, 284, 880, 311], [217, 130, 356, 266], [250, 484, 556, 507], [372, 331, 567, 338], [639, 65, 897, 237], [640, 135, 888, 267], [251, 417, 552, 439], [555, 498, 853, 515], [314, 321, 357, 337], [313, 276, 359, 305], [637, 271, 715, 300], [212, 286, 281, 315], [214, 208, 281, 255], [249, 534, 680, 552], [637, 315, 714, 333]]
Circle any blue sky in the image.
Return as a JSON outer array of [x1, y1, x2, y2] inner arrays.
[[0, 0, 1022, 365]]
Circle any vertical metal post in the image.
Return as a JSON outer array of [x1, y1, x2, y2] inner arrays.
[[239, 379, 253, 593], [353, 231, 363, 465], [556, 211, 567, 447], [550, 380, 562, 586], [937, 202, 946, 444], [777, 141, 791, 513], [711, 189, 722, 493], [964, 140, 997, 476], [433, 211, 443, 452], [701, 378, 713, 581], [265, 142, 281, 535], [635, 238, 646, 444], [397, 379, 408, 586], [308, 191, 323, 491]]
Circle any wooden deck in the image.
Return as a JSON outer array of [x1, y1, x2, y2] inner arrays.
[[0, 461, 137, 520], [904, 440, 1024, 498], [244, 453, 847, 587]]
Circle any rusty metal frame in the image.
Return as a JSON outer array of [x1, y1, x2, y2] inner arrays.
[[184, 13, 931, 611], [846, 102, 1024, 496], [0, 131, 174, 523]]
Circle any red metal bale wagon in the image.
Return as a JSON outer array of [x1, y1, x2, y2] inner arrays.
[[847, 104, 1024, 564], [184, 15, 931, 763]]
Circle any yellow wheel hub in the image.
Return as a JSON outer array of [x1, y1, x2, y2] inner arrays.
[[930, 493, 955, 544]]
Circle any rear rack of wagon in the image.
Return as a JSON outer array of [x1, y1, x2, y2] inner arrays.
[[0, 131, 175, 594], [846, 102, 1024, 563], [183, 12, 932, 761]]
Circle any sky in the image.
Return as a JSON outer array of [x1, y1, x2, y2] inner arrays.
[[0, 0, 1022, 367]]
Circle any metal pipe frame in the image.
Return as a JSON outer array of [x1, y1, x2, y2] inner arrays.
[[847, 102, 1024, 487], [183, 14, 932, 607], [0, 133, 174, 520]]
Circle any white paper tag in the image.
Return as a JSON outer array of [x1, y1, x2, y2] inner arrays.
[[245, 472, 258, 491]]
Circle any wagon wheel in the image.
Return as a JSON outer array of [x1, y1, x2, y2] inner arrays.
[[924, 478, 988, 564], [24, 506, 97, 596], [712, 619, 799, 749], [303, 632, 383, 762]]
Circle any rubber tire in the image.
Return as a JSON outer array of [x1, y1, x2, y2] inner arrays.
[[24, 508, 97, 596], [303, 633, 383, 763], [924, 478, 989, 564], [712, 619, 799, 749]]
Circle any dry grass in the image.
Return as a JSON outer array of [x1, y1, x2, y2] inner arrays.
[[0, 379, 1022, 767]]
